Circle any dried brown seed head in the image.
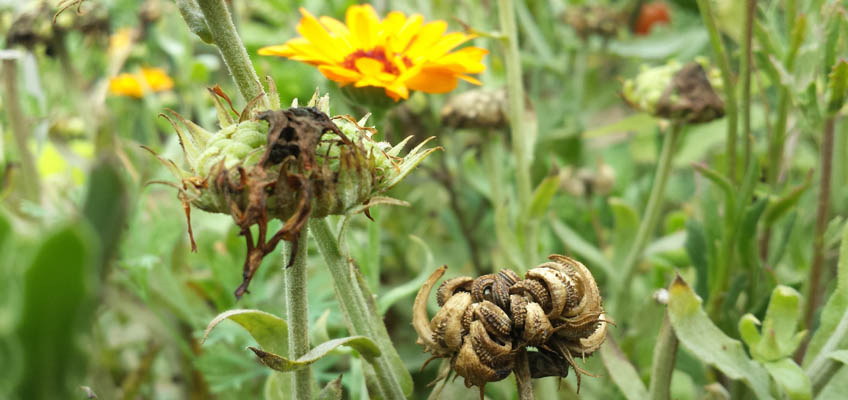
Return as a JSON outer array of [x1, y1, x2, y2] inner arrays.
[[437, 276, 473, 307]]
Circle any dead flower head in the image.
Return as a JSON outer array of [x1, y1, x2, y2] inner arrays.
[[147, 85, 439, 298], [413, 255, 609, 398], [622, 59, 725, 124]]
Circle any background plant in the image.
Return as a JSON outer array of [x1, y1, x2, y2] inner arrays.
[[1, 0, 848, 399]]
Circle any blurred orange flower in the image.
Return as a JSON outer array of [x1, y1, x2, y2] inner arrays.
[[109, 67, 174, 98], [258, 5, 487, 101]]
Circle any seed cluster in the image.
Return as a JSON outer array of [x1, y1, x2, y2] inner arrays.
[[413, 255, 608, 396]]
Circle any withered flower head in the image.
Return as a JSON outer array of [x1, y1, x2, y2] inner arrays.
[[440, 88, 508, 130], [148, 85, 439, 298], [622, 59, 725, 124], [413, 255, 609, 398]]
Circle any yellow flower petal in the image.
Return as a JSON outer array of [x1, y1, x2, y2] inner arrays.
[[346, 4, 380, 49], [296, 8, 347, 62], [355, 57, 385, 76], [405, 68, 459, 93]]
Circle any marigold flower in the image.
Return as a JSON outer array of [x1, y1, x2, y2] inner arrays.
[[108, 67, 174, 98], [258, 5, 487, 101]]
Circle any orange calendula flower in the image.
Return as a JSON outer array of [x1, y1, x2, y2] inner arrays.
[[258, 5, 487, 101], [109, 67, 174, 98]]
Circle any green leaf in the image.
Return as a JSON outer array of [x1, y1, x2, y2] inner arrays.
[[738, 200, 768, 272], [762, 359, 811, 400], [203, 309, 288, 356], [550, 218, 614, 277], [249, 336, 381, 372], [494, 202, 523, 269], [817, 367, 848, 400], [527, 175, 560, 219], [610, 198, 640, 266], [15, 225, 97, 400], [826, 59, 848, 115], [804, 224, 848, 386], [176, 0, 213, 43], [740, 286, 805, 362], [317, 376, 343, 400], [763, 176, 811, 227], [685, 219, 710, 300], [692, 162, 735, 223], [599, 339, 649, 400], [667, 275, 774, 399], [82, 160, 128, 271]]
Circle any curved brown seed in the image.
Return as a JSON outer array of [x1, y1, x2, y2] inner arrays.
[[462, 303, 478, 332], [469, 320, 513, 369], [430, 292, 472, 351], [497, 269, 521, 286], [471, 274, 497, 303], [413, 266, 447, 353], [474, 300, 512, 337], [453, 337, 502, 389], [437, 276, 474, 307], [526, 267, 568, 319], [509, 279, 551, 310], [522, 302, 553, 346], [510, 294, 528, 329], [492, 278, 512, 309]]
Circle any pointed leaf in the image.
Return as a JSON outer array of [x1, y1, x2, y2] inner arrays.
[[755, 286, 804, 360], [176, 0, 213, 43], [826, 59, 848, 115], [317, 376, 343, 400], [600, 339, 649, 400], [526, 175, 559, 218], [762, 359, 811, 400], [203, 309, 288, 355], [804, 224, 848, 387], [610, 198, 639, 265], [667, 276, 774, 399], [685, 219, 710, 300], [250, 336, 380, 372], [550, 218, 614, 277]]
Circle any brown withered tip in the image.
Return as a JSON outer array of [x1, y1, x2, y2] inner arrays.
[[655, 62, 725, 124], [413, 255, 609, 396]]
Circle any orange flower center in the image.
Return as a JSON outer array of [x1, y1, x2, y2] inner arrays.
[[341, 47, 412, 75]]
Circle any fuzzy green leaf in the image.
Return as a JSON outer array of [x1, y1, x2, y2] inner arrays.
[[762, 359, 811, 400], [317, 376, 344, 400], [600, 340, 650, 400], [203, 309, 288, 356], [667, 275, 774, 399], [250, 336, 381, 372], [176, 0, 213, 43]]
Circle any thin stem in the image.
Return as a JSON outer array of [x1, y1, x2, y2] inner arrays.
[[767, 4, 802, 187], [283, 231, 312, 399], [498, 0, 536, 265], [309, 218, 409, 399], [695, 0, 738, 182], [195, 0, 267, 105], [740, 0, 755, 170], [1, 57, 41, 203], [618, 124, 682, 301], [515, 348, 534, 400], [648, 312, 679, 400], [803, 117, 837, 329]]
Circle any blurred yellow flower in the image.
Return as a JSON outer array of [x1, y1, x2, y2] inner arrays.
[[258, 5, 487, 101], [108, 28, 134, 55], [109, 67, 174, 98]]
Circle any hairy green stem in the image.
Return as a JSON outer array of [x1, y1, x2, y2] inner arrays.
[[309, 218, 410, 399], [648, 312, 679, 400], [618, 124, 682, 301], [283, 232, 312, 399], [695, 0, 738, 182], [195, 0, 267, 104], [804, 117, 836, 329], [767, 5, 802, 187], [515, 349, 534, 400], [498, 0, 536, 265], [1, 57, 41, 203]]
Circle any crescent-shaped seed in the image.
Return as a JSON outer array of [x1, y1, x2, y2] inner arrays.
[[474, 300, 512, 337], [430, 292, 472, 351], [522, 302, 553, 346], [510, 294, 528, 329], [437, 276, 473, 307], [509, 279, 551, 310], [526, 267, 568, 319], [471, 274, 497, 303], [470, 320, 514, 369]]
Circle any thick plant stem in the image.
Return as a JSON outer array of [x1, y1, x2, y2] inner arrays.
[[1, 57, 40, 203], [740, 0, 755, 170], [648, 312, 679, 400], [283, 232, 312, 400], [695, 0, 738, 182], [195, 0, 267, 104], [309, 218, 410, 399], [618, 124, 682, 301], [515, 349, 534, 400], [498, 0, 536, 265], [804, 117, 837, 329]]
